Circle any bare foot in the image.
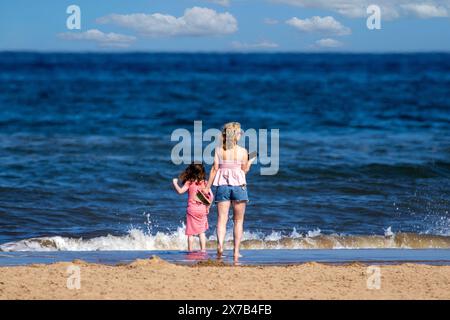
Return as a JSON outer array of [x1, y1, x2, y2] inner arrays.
[[217, 245, 224, 257], [233, 252, 242, 262]]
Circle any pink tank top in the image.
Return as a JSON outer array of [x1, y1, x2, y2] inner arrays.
[[212, 159, 246, 186]]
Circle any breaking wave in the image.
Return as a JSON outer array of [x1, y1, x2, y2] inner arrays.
[[1, 226, 450, 252]]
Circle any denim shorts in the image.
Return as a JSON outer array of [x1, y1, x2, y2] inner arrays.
[[213, 185, 249, 202]]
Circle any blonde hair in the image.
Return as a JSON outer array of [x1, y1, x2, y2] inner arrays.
[[221, 122, 241, 151]]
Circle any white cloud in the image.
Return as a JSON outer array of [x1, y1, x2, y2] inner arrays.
[[204, 0, 230, 6], [313, 38, 343, 48], [274, 0, 393, 18], [273, 0, 450, 20], [286, 16, 351, 36], [58, 29, 136, 47], [401, 3, 448, 18], [231, 40, 279, 50], [97, 7, 238, 37], [264, 18, 280, 25]]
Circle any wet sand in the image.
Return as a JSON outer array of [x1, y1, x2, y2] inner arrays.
[[1, 256, 450, 299]]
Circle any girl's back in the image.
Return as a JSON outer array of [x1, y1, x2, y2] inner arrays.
[[216, 145, 247, 163], [186, 180, 208, 207], [213, 146, 247, 186]]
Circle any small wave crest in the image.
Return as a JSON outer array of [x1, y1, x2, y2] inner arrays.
[[1, 226, 450, 252]]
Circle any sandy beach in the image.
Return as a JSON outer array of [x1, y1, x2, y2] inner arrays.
[[1, 256, 449, 300]]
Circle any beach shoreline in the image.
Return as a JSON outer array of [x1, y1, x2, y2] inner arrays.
[[2, 249, 450, 266], [1, 256, 449, 300]]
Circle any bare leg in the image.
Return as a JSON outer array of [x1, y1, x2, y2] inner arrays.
[[187, 235, 195, 251], [199, 233, 206, 252], [232, 201, 246, 261], [217, 201, 230, 256]]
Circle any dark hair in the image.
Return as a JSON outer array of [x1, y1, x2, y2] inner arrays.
[[179, 162, 206, 184]]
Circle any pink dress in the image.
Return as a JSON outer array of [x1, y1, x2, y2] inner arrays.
[[185, 180, 212, 236]]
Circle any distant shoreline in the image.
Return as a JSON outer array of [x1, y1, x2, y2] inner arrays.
[[2, 50, 450, 55]]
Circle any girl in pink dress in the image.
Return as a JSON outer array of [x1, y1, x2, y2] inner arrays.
[[172, 163, 212, 252]]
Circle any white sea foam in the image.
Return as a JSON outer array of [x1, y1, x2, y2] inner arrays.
[[384, 226, 394, 237], [1, 224, 450, 252], [307, 228, 322, 237]]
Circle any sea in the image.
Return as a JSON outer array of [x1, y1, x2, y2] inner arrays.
[[0, 52, 449, 264]]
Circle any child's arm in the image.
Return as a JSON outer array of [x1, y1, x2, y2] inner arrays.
[[172, 178, 190, 194]]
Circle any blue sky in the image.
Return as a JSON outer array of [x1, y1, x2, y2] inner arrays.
[[0, 0, 450, 52]]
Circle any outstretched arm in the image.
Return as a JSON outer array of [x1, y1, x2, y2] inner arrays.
[[172, 178, 189, 194], [205, 150, 220, 192]]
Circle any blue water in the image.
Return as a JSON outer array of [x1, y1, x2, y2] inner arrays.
[[2, 249, 450, 266], [0, 52, 449, 252]]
